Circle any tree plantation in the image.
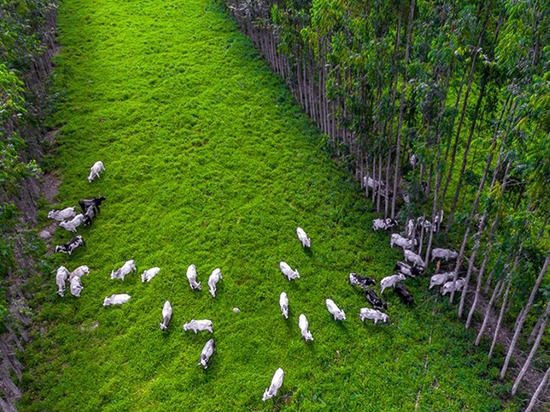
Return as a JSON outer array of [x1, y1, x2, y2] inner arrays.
[[0, 0, 548, 411]]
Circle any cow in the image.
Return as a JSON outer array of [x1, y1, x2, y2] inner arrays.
[[404, 249, 426, 269], [409, 153, 418, 168], [395, 261, 424, 278], [441, 278, 466, 296], [183, 319, 213, 334], [88, 161, 105, 183], [372, 218, 398, 231], [103, 294, 131, 306], [349, 272, 376, 289], [431, 248, 459, 262], [48, 206, 76, 221], [111, 260, 136, 280], [394, 283, 414, 305], [296, 227, 311, 248], [141, 267, 160, 283], [279, 292, 289, 319], [429, 272, 456, 290], [199, 339, 215, 369], [208, 268, 222, 297], [70, 276, 83, 297], [55, 235, 85, 255], [262, 368, 284, 401], [298, 314, 313, 342], [326, 299, 346, 320], [79, 196, 106, 214], [405, 219, 416, 238], [59, 214, 86, 232], [55, 266, 70, 297], [360, 307, 389, 324], [280, 261, 299, 280], [83, 205, 96, 226], [159, 301, 172, 331], [364, 176, 383, 191], [186, 264, 201, 290], [365, 288, 388, 311], [69, 265, 90, 281], [417, 216, 436, 232], [390, 233, 417, 250], [380, 273, 406, 294]]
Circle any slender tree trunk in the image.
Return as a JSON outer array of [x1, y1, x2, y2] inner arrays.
[[476, 278, 504, 346], [488, 278, 512, 359], [525, 365, 550, 412]]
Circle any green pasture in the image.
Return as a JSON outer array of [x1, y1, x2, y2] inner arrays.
[[20, 0, 520, 410]]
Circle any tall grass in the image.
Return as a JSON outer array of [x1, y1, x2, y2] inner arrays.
[[20, 0, 519, 410]]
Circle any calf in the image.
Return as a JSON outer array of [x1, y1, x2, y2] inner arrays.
[[394, 283, 414, 305], [296, 227, 311, 248], [48, 206, 76, 221], [69, 265, 90, 281], [55, 266, 70, 297], [111, 260, 136, 280], [326, 299, 346, 320], [79, 196, 106, 214], [103, 294, 131, 306], [83, 205, 96, 226], [360, 307, 389, 324], [441, 278, 466, 296], [208, 268, 222, 297], [431, 248, 459, 262], [59, 214, 86, 232], [390, 233, 417, 250], [395, 261, 424, 278], [298, 314, 313, 342], [183, 319, 213, 334], [404, 249, 426, 269], [159, 301, 172, 331], [349, 272, 376, 289], [280, 261, 300, 280], [380, 273, 406, 294], [141, 267, 160, 283], [279, 292, 289, 319], [372, 218, 398, 231], [88, 160, 105, 183], [429, 272, 455, 290], [199, 338, 215, 369], [262, 368, 284, 401], [186, 264, 201, 290], [70, 276, 83, 297], [55, 235, 85, 255], [365, 288, 388, 311]]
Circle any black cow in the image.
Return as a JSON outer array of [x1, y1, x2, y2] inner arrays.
[[55, 235, 85, 255], [394, 283, 414, 305], [349, 272, 376, 289], [395, 261, 424, 278], [365, 288, 388, 311], [79, 195, 106, 214]]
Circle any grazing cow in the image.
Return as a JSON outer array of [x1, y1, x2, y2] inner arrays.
[[409, 153, 418, 168], [296, 227, 311, 248], [360, 307, 389, 324], [441, 278, 466, 296], [431, 248, 459, 262], [55, 235, 85, 255], [405, 219, 416, 238], [83, 205, 96, 226], [416, 216, 436, 232], [390, 233, 417, 250], [404, 249, 426, 269], [262, 368, 284, 401], [380, 273, 406, 294], [159, 301, 172, 331], [298, 314, 313, 342], [69, 265, 90, 281], [103, 294, 131, 306], [88, 161, 105, 183], [111, 260, 136, 280], [326, 299, 346, 320], [372, 218, 398, 231], [429, 272, 455, 290], [279, 292, 289, 319], [183, 319, 213, 334], [434, 209, 444, 227], [79, 196, 106, 214], [395, 261, 424, 278], [349, 272, 376, 289], [394, 283, 414, 305], [48, 207, 76, 221], [280, 261, 300, 280], [365, 288, 388, 311], [199, 339, 215, 369], [364, 176, 383, 190], [186, 264, 201, 290], [141, 267, 160, 283], [208, 268, 222, 297], [55, 266, 70, 297], [70, 276, 83, 297], [59, 214, 86, 232]]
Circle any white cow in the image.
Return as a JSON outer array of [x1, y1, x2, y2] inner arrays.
[[325, 298, 346, 320], [69, 265, 90, 280], [429, 272, 456, 290], [183, 319, 213, 334], [372, 218, 398, 231], [70, 276, 83, 297], [279, 292, 289, 319], [48, 206, 76, 221], [364, 176, 382, 190], [417, 216, 436, 232], [380, 273, 406, 294], [88, 160, 105, 183], [199, 339, 215, 369], [298, 314, 313, 342], [390, 233, 417, 250], [404, 249, 426, 269], [296, 227, 311, 247], [186, 264, 201, 290], [103, 294, 131, 306], [262, 368, 284, 401], [159, 301, 172, 331], [280, 261, 300, 280], [141, 267, 160, 283], [360, 307, 389, 324], [55, 266, 70, 297], [59, 214, 86, 232], [405, 218, 416, 238], [208, 268, 222, 297], [441, 278, 466, 296], [431, 248, 459, 261], [111, 260, 136, 280]]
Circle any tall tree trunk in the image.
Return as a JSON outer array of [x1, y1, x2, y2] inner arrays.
[[476, 278, 504, 346], [488, 278, 512, 359], [525, 365, 550, 412]]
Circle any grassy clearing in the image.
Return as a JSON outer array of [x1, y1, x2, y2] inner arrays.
[[20, 0, 519, 410]]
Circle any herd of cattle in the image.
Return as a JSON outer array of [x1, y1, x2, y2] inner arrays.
[[47, 162, 466, 401]]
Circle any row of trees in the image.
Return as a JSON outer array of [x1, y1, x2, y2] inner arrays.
[[224, 0, 549, 407]]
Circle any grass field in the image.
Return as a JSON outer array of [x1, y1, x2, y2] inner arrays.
[[19, 0, 520, 410]]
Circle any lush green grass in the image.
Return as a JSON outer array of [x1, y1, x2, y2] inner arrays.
[[20, 0, 520, 410]]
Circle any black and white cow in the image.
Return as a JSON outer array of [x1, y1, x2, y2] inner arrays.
[[395, 261, 424, 278], [372, 218, 398, 231], [394, 283, 414, 305], [349, 272, 376, 289], [55, 235, 85, 255], [83, 205, 96, 226], [79, 195, 106, 214], [365, 288, 388, 311]]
